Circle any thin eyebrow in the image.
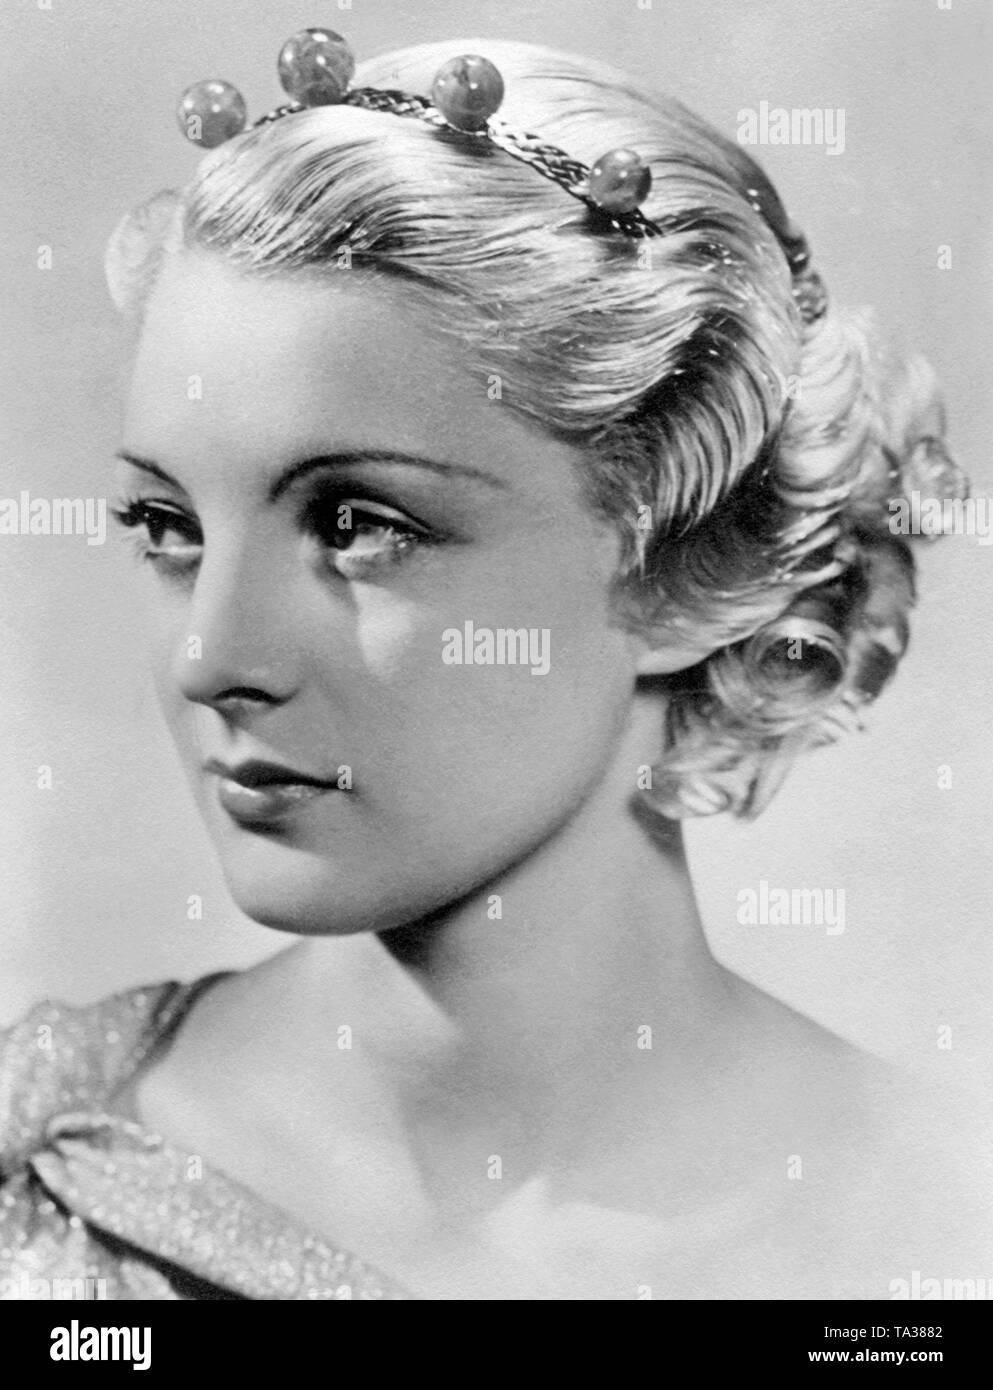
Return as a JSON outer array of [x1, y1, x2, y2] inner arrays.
[[270, 452, 510, 500], [115, 452, 179, 488], [114, 449, 509, 499]]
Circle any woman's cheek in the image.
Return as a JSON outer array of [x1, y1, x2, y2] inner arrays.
[[350, 586, 430, 678]]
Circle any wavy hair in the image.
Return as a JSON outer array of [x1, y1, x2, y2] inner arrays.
[[105, 38, 968, 818]]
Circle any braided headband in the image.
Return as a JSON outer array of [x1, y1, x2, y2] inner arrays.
[[176, 27, 827, 326]]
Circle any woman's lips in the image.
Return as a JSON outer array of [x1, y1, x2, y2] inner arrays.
[[215, 776, 336, 824], [203, 758, 340, 825]]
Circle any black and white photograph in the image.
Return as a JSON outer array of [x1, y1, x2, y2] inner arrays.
[[1, 0, 990, 1335]]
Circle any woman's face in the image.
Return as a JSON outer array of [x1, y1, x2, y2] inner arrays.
[[118, 249, 643, 934]]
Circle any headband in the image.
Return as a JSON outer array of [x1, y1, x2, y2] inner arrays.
[[176, 27, 827, 325]]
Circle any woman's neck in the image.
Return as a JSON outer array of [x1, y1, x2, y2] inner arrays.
[[286, 698, 733, 1134]]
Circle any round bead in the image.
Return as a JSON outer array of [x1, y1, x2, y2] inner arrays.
[[431, 55, 504, 132], [277, 28, 355, 106], [176, 80, 247, 148], [588, 149, 652, 215]]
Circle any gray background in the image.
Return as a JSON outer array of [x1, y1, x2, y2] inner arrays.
[[1, 0, 990, 1091]]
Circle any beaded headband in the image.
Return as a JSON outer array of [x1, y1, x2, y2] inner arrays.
[[176, 27, 827, 326]]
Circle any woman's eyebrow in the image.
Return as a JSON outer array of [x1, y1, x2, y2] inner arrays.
[[269, 452, 510, 500], [115, 449, 509, 498], [115, 451, 180, 487]]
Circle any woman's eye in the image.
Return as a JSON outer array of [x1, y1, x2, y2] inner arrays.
[[111, 499, 202, 574], [110, 494, 435, 584], [305, 499, 433, 577]]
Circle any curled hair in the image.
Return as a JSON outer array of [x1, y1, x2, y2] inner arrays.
[[105, 39, 968, 818]]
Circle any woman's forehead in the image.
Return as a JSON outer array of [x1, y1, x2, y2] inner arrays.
[[124, 248, 586, 501], [136, 250, 453, 373]]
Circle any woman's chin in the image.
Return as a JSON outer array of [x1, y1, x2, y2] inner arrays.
[[211, 838, 428, 937], [224, 882, 386, 937]]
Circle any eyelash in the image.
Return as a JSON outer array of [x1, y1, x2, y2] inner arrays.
[[110, 495, 436, 582]]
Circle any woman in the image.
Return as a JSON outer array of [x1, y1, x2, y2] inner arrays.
[[1, 32, 987, 1300]]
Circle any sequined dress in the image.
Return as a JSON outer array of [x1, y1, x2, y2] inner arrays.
[[0, 976, 411, 1299]]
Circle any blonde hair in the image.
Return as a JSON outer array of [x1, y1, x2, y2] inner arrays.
[[105, 38, 967, 818]]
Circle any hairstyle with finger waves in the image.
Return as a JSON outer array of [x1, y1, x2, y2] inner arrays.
[[104, 38, 968, 819]]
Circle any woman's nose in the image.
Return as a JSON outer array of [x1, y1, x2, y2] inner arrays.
[[169, 537, 303, 713]]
